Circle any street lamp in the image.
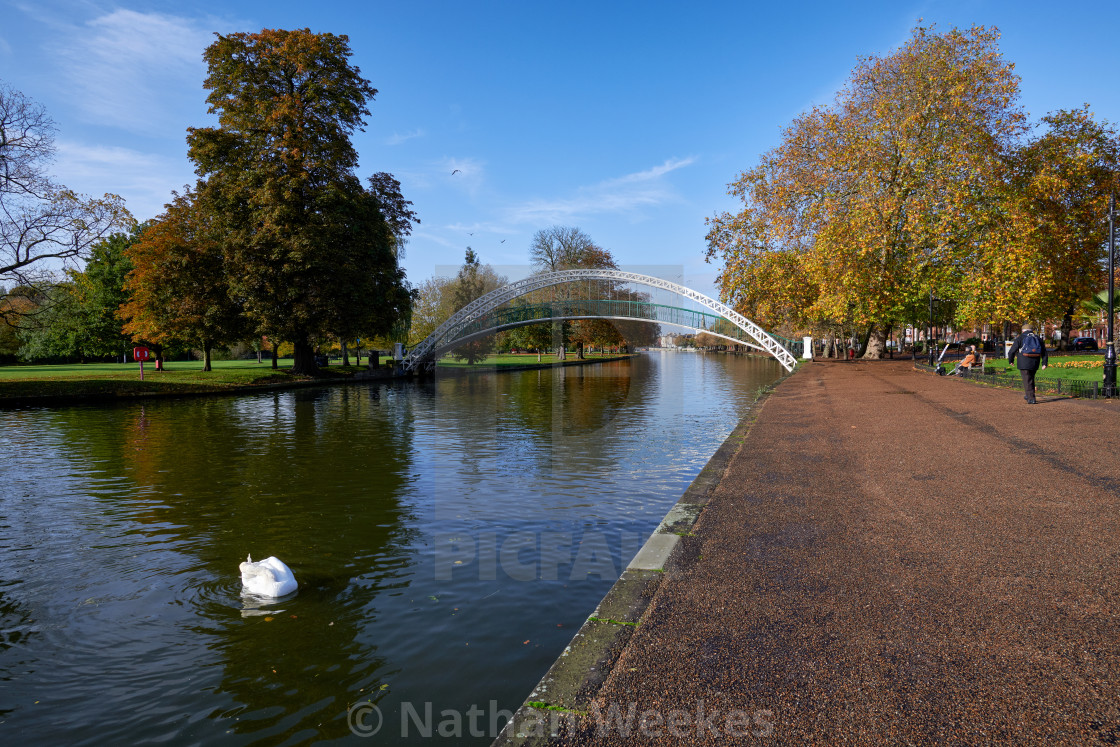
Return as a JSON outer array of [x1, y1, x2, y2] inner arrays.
[[927, 290, 939, 367], [1105, 193, 1117, 396]]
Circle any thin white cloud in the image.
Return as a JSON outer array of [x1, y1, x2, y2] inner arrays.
[[610, 157, 697, 184], [444, 156, 484, 179], [411, 228, 466, 251], [54, 139, 195, 221], [446, 221, 515, 236], [506, 157, 697, 225], [387, 129, 425, 145], [52, 9, 216, 136], [443, 156, 485, 195]]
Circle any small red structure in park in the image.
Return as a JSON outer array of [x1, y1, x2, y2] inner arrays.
[[134, 347, 151, 379]]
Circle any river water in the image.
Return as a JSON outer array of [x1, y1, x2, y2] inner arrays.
[[0, 352, 781, 745]]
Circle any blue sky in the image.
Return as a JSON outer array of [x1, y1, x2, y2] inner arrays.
[[3, 0, 1119, 297]]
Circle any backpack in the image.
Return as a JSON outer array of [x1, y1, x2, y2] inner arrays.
[[1020, 333, 1043, 358]]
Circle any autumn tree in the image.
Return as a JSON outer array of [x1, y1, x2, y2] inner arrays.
[[0, 286, 26, 360], [527, 226, 623, 358], [707, 25, 1027, 358], [959, 107, 1119, 346], [408, 275, 455, 348], [529, 226, 602, 272], [0, 81, 133, 324], [186, 29, 413, 375], [120, 187, 246, 371]]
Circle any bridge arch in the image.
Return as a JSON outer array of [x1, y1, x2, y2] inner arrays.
[[404, 269, 797, 372]]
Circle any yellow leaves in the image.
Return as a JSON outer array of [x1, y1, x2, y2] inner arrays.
[[711, 25, 1117, 335]]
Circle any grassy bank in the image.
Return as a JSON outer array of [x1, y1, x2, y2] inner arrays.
[[0, 352, 637, 404], [0, 359, 374, 404], [434, 352, 631, 368]]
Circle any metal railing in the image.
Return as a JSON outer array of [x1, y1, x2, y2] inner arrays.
[[413, 297, 802, 369], [404, 270, 798, 372], [920, 362, 1110, 399]]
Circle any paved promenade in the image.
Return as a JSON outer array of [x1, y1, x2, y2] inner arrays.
[[562, 359, 1120, 745]]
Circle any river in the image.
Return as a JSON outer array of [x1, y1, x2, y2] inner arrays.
[[0, 352, 781, 745]]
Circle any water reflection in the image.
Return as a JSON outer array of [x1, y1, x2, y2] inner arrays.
[[0, 353, 780, 744]]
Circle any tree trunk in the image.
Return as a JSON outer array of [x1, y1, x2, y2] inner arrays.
[[203, 341, 212, 372], [862, 325, 888, 359], [537, 348, 542, 362], [576, 342, 584, 359], [271, 345, 279, 369], [292, 339, 317, 375], [1060, 306, 1074, 351], [341, 340, 350, 367]]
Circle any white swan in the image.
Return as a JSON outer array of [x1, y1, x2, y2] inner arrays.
[[239, 554, 298, 597]]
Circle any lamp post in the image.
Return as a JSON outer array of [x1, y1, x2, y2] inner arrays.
[[1105, 193, 1117, 396], [927, 290, 938, 367]]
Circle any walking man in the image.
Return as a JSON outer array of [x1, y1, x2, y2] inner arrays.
[[1007, 324, 1048, 404]]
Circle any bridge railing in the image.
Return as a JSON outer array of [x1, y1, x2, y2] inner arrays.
[[432, 299, 809, 361], [769, 333, 804, 359], [405, 270, 799, 372], [445, 299, 760, 348]]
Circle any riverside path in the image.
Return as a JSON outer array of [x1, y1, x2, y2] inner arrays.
[[545, 359, 1120, 745]]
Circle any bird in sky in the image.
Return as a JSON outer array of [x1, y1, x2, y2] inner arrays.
[[451, 169, 461, 175], [500, 239, 506, 243]]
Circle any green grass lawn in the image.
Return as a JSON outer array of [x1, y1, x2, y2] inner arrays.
[[0, 358, 373, 402], [0, 358, 292, 380], [435, 352, 630, 368], [980, 353, 1106, 381]]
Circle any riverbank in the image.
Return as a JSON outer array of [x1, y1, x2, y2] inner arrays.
[[0, 361, 400, 408], [496, 358, 1120, 745], [0, 353, 639, 407], [492, 361, 799, 745], [434, 353, 636, 377]]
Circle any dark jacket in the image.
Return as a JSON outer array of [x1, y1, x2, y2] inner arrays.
[[1008, 332, 1048, 371]]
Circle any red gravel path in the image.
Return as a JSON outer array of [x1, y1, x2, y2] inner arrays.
[[562, 360, 1120, 746]]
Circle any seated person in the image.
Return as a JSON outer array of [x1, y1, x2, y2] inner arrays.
[[958, 345, 979, 370]]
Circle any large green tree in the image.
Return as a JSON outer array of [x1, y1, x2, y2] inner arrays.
[[185, 29, 412, 374], [76, 230, 140, 359], [15, 230, 140, 362], [16, 282, 86, 361]]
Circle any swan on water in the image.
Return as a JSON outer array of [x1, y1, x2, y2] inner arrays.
[[239, 554, 297, 597]]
